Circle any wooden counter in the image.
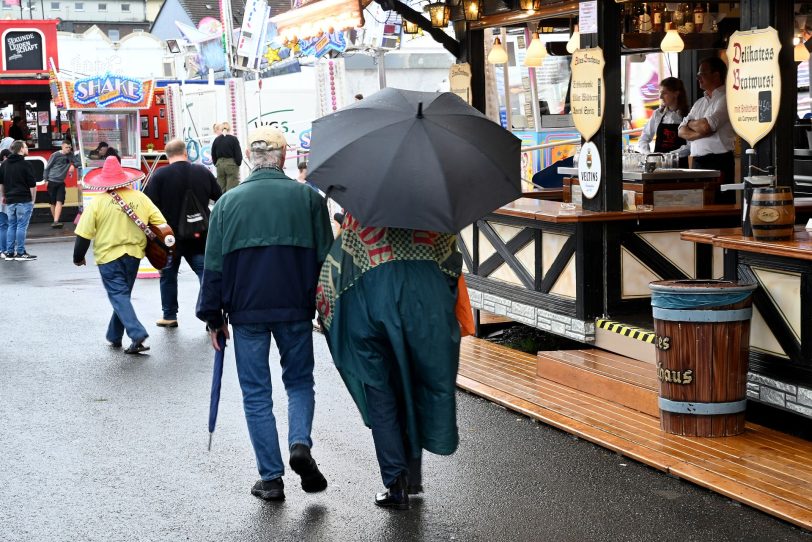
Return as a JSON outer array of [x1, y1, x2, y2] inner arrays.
[[495, 198, 740, 223], [682, 225, 812, 261]]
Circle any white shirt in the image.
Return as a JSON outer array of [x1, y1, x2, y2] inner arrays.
[[679, 87, 735, 157], [636, 107, 689, 157]]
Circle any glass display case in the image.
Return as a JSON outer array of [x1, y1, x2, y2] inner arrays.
[[75, 110, 139, 169]]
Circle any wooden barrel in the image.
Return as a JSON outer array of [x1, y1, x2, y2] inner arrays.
[[649, 280, 757, 437], [749, 187, 795, 241]]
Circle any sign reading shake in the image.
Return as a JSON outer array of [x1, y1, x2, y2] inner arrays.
[[725, 27, 782, 147], [570, 47, 605, 141]]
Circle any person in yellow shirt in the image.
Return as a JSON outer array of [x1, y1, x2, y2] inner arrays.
[[73, 156, 167, 354]]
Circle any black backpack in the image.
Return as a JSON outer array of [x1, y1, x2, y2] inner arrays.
[[176, 188, 208, 242]]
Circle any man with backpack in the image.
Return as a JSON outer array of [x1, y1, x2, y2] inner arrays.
[[144, 138, 221, 328]]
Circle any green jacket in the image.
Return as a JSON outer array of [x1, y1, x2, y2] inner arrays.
[[198, 168, 334, 328]]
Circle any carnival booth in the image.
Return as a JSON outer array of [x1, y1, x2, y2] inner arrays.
[[0, 19, 77, 222]]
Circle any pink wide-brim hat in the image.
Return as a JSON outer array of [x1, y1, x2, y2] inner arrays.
[[83, 156, 145, 190]]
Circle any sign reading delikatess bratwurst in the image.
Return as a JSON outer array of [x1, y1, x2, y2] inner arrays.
[[725, 27, 782, 148], [570, 47, 605, 141], [3, 30, 44, 71]]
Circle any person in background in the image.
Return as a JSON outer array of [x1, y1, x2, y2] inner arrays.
[[636, 77, 690, 167], [297, 161, 319, 192], [0, 137, 14, 153], [73, 156, 167, 354], [0, 148, 10, 258], [89, 142, 109, 160], [144, 138, 221, 328], [106, 147, 121, 163], [197, 126, 333, 502], [678, 56, 736, 203], [44, 140, 82, 228], [8, 116, 28, 141], [0, 140, 36, 261], [316, 215, 463, 511], [211, 121, 243, 193]]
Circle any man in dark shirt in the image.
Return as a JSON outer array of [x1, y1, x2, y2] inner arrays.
[[8, 116, 28, 141], [210, 121, 243, 193], [0, 140, 36, 261], [144, 138, 221, 327]]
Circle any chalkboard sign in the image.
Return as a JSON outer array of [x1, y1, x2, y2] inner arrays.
[[3, 30, 44, 71]]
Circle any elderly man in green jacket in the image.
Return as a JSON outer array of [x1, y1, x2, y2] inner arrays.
[[197, 126, 334, 502]]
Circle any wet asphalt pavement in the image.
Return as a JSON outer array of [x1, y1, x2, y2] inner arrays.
[[2, 241, 811, 542]]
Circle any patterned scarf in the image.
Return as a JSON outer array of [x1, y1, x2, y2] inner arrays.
[[316, 214, 461, 330]]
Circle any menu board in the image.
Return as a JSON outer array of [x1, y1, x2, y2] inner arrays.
[[3, 30, 44, 71], [725, 27, 782, 148], [570, 47, 605, 141]]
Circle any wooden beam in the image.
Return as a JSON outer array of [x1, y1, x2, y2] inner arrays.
[[377, 0, 460, 58]]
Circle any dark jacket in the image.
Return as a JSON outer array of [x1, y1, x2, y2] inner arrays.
[[211, 134, 243, 166], [0, 154, 36, 204], [143, 161, 221, 254], [196, 168, 333, 329]]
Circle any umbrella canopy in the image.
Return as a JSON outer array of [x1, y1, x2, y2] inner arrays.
[[307, 87, 521, 233], [207, 331, 227, 451]]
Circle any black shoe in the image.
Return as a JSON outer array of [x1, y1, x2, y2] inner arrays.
[[251, 478, 285, 501], [14, 252, 36, 261], [51, 222, 63, 229], [124, 341, 150, 354], [375, 473, 410, 510], [289, 443, 328, 492], [109, 340, 122, 348]]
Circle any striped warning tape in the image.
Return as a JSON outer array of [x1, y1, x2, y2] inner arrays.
[[596, 319, 655, 344]]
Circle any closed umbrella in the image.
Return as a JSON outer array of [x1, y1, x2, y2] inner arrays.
[[207, 331, 227, 451], [307, 87, 521, 233]]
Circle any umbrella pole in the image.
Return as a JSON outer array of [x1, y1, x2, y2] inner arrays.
[[208, 432, 213, 452]]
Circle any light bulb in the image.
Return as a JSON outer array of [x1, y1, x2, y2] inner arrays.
[[796, 41, 810, 63], [524, 32, 546, 67], [566, 25, 580, 54], [487, 37, 508, 64], [660, 29, 685, 53]]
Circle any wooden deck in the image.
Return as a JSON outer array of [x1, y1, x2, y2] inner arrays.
[[457, 337, 812, 531]]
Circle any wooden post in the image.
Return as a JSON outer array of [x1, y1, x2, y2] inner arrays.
[[582, 0, 622, 212], [740, 0, 795, 185], [468, 29, 486, 115]]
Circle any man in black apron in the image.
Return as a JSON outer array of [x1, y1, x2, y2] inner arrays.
[[678, 57, 736, 204]]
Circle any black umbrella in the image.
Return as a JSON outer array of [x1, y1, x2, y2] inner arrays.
[[207, 331, 226, 451], [307, 87, 521, 233]]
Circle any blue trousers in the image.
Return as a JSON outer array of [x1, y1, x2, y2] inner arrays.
[[5, 202, 33, 255], [0, 211, 7, 254], [98, 255, 148, 344], [158, 251, 204, 319], [232, 320, 316, 481]]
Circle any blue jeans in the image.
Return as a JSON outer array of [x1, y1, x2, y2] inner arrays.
[[5, 202, 33, 255], [98, 255, 148, 344], [0, 211, 7, 254], [232, 320, 316, 481], [158, 251, 204, 319]]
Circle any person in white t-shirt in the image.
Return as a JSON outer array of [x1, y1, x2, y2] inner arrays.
[[678, 56, 736, 203]]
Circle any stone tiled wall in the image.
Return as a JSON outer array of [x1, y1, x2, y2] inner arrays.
[[469, 288, 596, 343], [747, 374, 812, 419]]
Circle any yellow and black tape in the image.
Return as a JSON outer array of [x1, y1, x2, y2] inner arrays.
[[596, 319, 655, 344]]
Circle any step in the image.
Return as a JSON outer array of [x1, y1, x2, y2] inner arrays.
[[537, 349, 660, 417], [594, 318, 657, 364]]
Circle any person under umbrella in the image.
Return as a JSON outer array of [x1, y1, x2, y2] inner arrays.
[[310, 88, 521, 510]]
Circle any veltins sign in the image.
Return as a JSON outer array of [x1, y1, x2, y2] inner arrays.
[[570, 47, 605, 141], [578, 141, 601, 199], [725, 27, 782, 148], [3, 30, 44, 71]]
